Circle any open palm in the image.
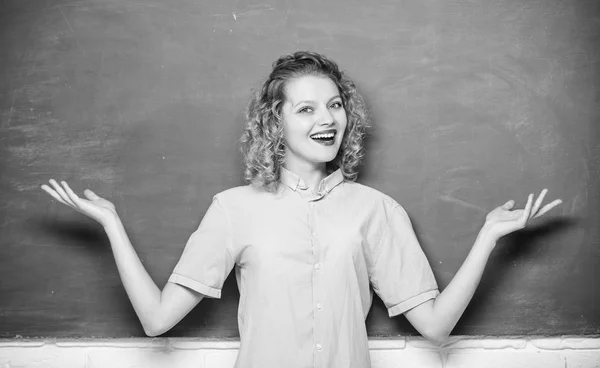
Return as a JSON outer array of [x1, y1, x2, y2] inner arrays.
[[41, 179, 118, 227], [485, 189, 562, 241]]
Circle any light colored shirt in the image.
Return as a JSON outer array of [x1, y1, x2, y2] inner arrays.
[[168, 168, 439, 368]]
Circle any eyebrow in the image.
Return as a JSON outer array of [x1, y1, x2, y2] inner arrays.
[[292, 95, 342, 108]]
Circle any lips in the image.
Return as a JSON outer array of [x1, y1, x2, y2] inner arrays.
[[310, 129, 337, 146]]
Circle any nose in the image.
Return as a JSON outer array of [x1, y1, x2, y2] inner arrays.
[[317, 106, 335, 126]]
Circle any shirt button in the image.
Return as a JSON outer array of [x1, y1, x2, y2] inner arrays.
[[314, 263, 321, 270], [316, 303, 322, 311], [316, 343, 323, 351]]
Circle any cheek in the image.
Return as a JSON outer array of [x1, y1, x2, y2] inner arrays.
[[338, 112, 348, 133], [282, 118, 306, 143], [281, 116, 295, 137]]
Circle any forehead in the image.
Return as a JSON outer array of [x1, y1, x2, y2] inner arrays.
[[283, 75, 340, 102]]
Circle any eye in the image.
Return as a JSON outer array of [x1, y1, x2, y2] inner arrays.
[[297, 106, 313, 114], [329, 101, 343, 109]]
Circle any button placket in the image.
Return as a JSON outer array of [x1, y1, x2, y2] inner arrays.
[[308, 199, 324, 362]]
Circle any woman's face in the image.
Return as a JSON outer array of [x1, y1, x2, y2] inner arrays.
[[280, 75, 348, 171]]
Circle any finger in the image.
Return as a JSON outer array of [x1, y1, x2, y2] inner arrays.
[[533, 199, 562, 219], [84, 189, 100, 201], [530, 188, 548, 219], [41, 184, 71, 206], [502, 200, 515, 210], [61, 181, 83, 207], [521, 193, 534, 224], [48, 179, 76, 207]]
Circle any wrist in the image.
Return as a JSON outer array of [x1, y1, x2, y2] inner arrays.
[[475, 224, 499, 251], [102, 213, 122, 233]]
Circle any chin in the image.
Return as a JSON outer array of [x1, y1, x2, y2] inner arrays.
[[312, 151, 339, 164], [303, 142, 342, 165]]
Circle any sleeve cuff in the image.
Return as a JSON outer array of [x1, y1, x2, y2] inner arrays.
[[387, 289, 440, 317], [168, 273, 222, 299]]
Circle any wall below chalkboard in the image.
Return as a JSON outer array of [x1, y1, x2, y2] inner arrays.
[[2, 337, 600, 368]]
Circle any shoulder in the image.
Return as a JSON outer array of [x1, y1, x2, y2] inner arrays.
[[214, 184, 260, 202], [340, 181, 401, 209], [215, 184, 257, 199], [336, 181, 410, 225], [212, 184, 275, 211]]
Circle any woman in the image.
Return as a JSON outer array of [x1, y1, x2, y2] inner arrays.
[[41, 51, 561, 368]]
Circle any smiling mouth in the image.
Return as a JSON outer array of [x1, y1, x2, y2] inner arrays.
[[310, 130, 337, 146]]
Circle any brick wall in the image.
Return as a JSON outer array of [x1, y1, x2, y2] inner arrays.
[[1, 337, 599, 367]]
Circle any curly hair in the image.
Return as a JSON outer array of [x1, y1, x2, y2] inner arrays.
[[240, 51, 370, 192]]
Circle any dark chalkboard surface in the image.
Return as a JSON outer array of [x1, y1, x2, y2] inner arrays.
[[1, 0, 599, 338]]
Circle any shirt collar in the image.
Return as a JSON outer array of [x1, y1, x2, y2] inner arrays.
[[280, 167, 344, 195]]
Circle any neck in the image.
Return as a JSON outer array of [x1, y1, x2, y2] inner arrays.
[[283, 161, 327, 191]]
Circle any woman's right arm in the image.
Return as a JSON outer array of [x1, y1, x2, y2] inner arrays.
[[103, 216, 204, 336], [42, 179, 203, 337]]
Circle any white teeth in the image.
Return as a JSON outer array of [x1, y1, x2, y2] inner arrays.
[[311, 132, 335, 139]]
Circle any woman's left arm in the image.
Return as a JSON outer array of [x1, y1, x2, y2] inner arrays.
[[404, 189, 562, 344]]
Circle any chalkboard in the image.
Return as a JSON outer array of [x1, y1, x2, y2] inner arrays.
[[1, 0, 598, 338]]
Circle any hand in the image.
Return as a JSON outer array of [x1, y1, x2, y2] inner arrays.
[[483, 189, 562, 242], [41, 179, 119, 228]]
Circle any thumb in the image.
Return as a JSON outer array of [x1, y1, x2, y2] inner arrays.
[[84, 189, 100, 200], [501, 200, 515, 210]]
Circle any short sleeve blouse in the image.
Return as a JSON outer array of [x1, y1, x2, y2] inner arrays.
[[169, 168, 439, 368]]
